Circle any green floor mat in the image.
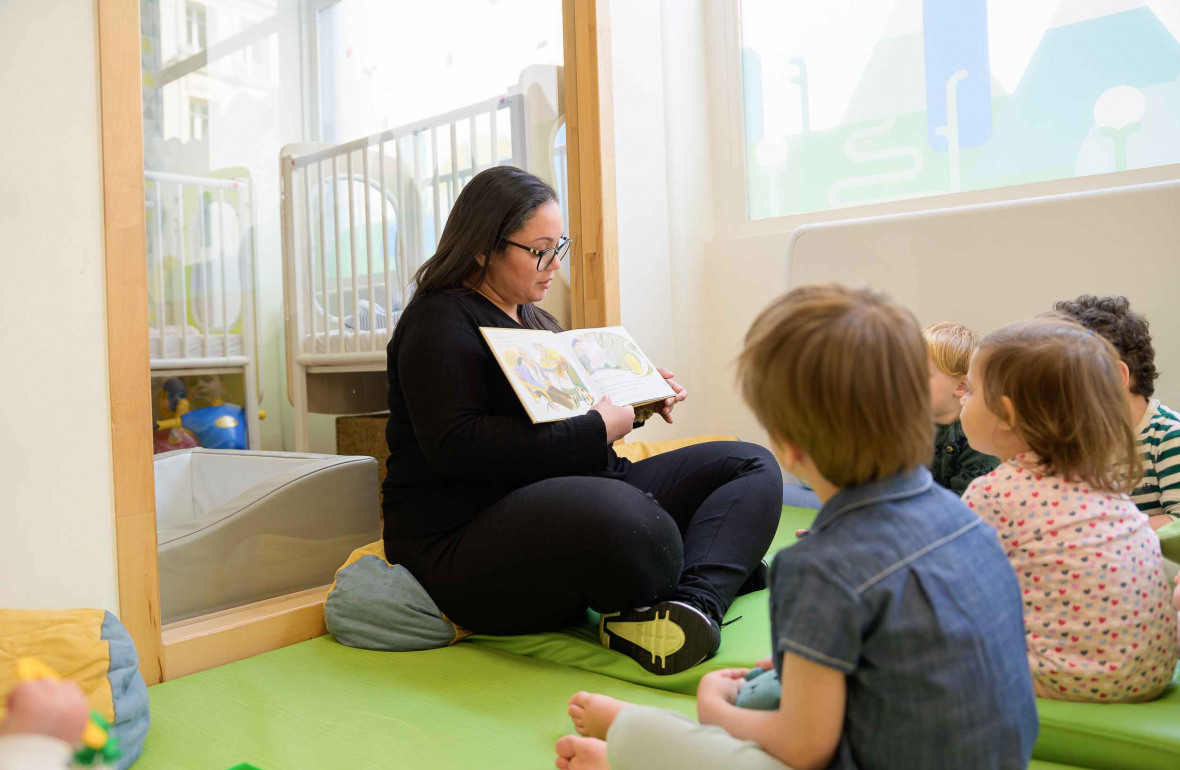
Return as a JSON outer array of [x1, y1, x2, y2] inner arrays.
[[138, 636, 694, 770], [1032, 668, 1180, 770], [467, 505, 818, 696]]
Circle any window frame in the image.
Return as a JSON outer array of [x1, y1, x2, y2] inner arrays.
[[706, 0, 1180, 241]]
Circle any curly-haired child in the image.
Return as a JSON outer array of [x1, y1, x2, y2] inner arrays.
[[961, 317, 1179, 702], [1053, 295, 1180, 529]]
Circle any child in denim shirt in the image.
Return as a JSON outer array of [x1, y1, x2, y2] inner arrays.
[[555, 285, 1037, 770]]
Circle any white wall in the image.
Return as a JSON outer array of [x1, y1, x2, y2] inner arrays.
[[611, 0, 716, 442], [0, 1, 120, 612], [696, 176, 1180, 450]]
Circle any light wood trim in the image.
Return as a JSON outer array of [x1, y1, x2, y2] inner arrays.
[[161, 587, 329, 680], [563, 0, 620, 328], [97, 0, 163, 686]]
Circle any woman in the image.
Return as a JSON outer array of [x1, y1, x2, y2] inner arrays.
[[382, 166, 782, 675]]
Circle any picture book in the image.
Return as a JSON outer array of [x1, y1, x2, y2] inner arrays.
[[479, 325, 676, 424]]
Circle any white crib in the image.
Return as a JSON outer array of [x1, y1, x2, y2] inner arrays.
[[144, 170, 262, 449], [280, 94, 529, 451]]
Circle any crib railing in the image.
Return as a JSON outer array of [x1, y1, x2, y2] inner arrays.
[[143, 170, 258, 369], [281, 93, 527, 366]]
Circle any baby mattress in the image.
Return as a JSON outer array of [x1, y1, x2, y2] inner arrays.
[[149, 325, 243, 360]]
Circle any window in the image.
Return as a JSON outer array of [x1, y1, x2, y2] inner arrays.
[[186, 2, 206, 51], [739, 0, 1180, 220], [188, 96, 208, 141]]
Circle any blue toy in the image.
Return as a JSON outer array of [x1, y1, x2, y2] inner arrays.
[[154, 374, 248, 450], [734, 666, 782, 711]]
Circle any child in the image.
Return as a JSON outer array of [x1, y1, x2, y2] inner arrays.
[[1053, 295, 1180, 529], [555, 285, 1037, 770], [923, 322, 1000, 494], [0, 679, 89, 769], [960, 317, 1180, 702]]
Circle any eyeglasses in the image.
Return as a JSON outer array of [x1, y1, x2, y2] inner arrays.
[[502, 234, 572, 272]]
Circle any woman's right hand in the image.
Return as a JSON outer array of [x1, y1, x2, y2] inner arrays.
[[590, 396, 635, 444]]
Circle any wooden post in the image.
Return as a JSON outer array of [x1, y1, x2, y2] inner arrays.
[[563, 0, 620, 328], [97, 0, 163, 685]]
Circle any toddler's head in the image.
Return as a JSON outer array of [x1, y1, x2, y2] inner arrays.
[[922, 322, 978, 424], [1052, 294, 1157, 401], [737, 284, 931, 488], [960, 316, 1142, 493]]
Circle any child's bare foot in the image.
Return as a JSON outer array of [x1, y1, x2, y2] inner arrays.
[[555, 734, 610, 770], [568, 691, 632, 739]]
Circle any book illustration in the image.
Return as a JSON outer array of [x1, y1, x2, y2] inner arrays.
[[569, 331, 654, 377], [480, 325, 674, 424], [499, 343, 594, 415]]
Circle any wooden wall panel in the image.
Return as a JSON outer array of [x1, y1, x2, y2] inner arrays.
[[97, 0, 163, 685], [563, 0, 620, 328]]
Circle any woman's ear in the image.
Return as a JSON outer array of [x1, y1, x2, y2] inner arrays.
[[954, 379, 968, 399], [475, 253, 486, 267]]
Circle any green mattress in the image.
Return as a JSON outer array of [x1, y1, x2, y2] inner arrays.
[[138, 504, 1179, 769], [138, 637, 694, 769]]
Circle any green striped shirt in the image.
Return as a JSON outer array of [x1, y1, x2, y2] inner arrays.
[[1132, 399, 1180, 520]]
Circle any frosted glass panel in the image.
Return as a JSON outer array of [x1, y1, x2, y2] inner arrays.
[[741, 0, 1180, 219]]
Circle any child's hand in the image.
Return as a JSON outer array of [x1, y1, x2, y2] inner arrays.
[[697, 668, 748, 704], [0, 680, 89, 744], [753, 656, 775, 671]]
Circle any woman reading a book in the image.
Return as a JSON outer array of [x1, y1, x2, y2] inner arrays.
[[381, 166, 782, 675]]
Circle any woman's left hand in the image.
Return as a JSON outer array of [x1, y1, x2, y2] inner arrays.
[[653, 367, 688, 424]]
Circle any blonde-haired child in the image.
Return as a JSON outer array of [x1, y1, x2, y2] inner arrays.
[[554, 285, 1037, 770], [961, 317, 1179, 702], [923, 322, 999, 494]]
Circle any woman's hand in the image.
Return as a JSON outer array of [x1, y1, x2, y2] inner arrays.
[[653, 367, 687, 424], [696, 668, 748, 724], [590, 396, 636, 443]]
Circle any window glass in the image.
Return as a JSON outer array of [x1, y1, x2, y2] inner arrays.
[[740, 0, 1180, 219]]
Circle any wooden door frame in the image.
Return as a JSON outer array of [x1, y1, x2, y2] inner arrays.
[[99, 0, 619, 683]]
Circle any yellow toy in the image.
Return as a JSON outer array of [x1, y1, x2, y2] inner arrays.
[[15, 657, 121, 766]]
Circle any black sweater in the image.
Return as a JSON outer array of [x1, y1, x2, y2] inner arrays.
[[382, 290, 623, 537]]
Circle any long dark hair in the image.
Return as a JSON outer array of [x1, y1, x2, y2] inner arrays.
[[408, 166, 562, 332]]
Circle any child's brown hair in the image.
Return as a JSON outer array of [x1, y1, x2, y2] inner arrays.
[[737, 284, 932, 488], [923, 322, 979, 379], [976, 317, 1142, 494], [1051, 294, 1158, 398]]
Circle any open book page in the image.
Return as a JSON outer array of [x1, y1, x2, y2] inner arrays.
[[556, 326, 675, 408], [479, 327, 598, 424]]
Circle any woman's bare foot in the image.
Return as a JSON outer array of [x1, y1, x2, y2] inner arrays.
[[555, 734, 610, 770], [568, 691, 632, 739]]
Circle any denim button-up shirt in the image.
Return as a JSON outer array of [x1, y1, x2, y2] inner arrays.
[[770, 467, 1038, 769]]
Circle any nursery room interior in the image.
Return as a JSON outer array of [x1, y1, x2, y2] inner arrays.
[[2, 0, 1180, 768]]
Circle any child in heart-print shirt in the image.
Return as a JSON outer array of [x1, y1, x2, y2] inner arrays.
[[960, 317, 1179, 703]]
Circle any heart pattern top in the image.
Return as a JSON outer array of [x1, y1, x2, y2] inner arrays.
[[964, 453, 1180, 703]]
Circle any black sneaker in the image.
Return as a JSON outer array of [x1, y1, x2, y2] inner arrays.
[[736, 560, 769, 596], [599, 600, 721, 676]]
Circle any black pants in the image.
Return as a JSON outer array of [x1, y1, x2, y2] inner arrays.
[[384, 441, 783, 635]]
